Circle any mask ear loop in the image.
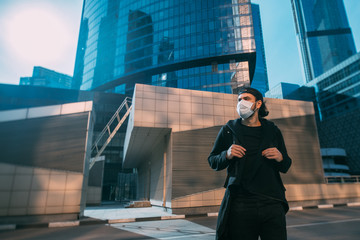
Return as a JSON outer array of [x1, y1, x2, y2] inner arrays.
[[253, 100, 259, 112]]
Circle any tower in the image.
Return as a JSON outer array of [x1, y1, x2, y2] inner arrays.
[[291, 0, 356, 83], [73, 0, 257, 94], [250, 3, 269, 96]]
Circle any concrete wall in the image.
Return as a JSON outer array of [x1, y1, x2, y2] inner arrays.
[[171, 182, 360, 212], [285, 183, 360, 205], [86, 186, 102, 205], [87, 160, 105, 205], [0, 102, 94, 222], [172, 127, 226, 199], [149, 137, 166, 203], [136, 132, 172, 208], [0, 163, 83, 216], [137, 161, 149, 201], [124, 84, 360, 213]]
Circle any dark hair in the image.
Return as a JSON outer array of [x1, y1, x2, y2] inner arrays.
[[238, 87, 269, 118]]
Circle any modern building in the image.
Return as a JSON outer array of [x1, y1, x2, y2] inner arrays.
[[291, 0, 356, 83], [265, 83, 320, 121], [73, 0, 257, 94], [306, 53, 360, 174], [306, 52, 360, 120], [267, 53, 360, 174], [0, 84, 135, 203], [123, 84, 360, 213], [289, 0, 360, 174], [72, 7, 88, 90], [20, 66, 73, 89], [317, 107, 360, 174], [0, 101, 94, 223], [265, 82, 300, 99], [321, 148, 350, 177], [250, 3, 269, 96], [3, 83, 360, 222]]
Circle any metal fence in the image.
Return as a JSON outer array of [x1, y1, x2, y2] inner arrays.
[[325, 176, 360, 183]]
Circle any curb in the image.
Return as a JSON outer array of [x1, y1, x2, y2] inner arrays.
[[289, 202, 360, 211], [2, 202, 359, 230]]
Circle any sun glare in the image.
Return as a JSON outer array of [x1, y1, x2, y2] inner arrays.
[[5, 7, 71, 64]]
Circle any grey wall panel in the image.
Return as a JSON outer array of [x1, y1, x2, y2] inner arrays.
[[0, 112, 89, 172], [137, 161, 151, 200], [172, 115, 324, 199], [172, 126, 227, 199], [272, 115, 324, 184], [88, 161, 104, 187], [149, 141, 166, 202]]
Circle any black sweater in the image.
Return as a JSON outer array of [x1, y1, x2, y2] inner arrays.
[[208, 118, 292, 205]]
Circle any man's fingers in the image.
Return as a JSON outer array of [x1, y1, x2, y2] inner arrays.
[[227, 144, 246, 159], [262, 148, 278, 155], [232, 152, 244, 158], [264, 153, 276, 159], [232, 147, 246, 154], [228, 145, 246, 158], [230, 150, 244, 158], [262, 148, 282, 160], [233, 145, 246, 152], [232, 148, 246, 157]]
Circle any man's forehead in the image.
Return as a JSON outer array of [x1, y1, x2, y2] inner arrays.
[[238, 93, 255, 99]]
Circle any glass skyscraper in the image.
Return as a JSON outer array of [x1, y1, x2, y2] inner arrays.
[[73, 0, 257, 94], [306, 52, 360, 119], [250, 3, 269, 96], [20, 66, 73, 90], [291, 0, 356, 83]]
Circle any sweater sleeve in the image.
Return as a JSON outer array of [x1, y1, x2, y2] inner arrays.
[[273, 127, 292, 173], [208, 126, 231, 171]]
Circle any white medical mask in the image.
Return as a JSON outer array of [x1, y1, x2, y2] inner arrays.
[[237, 100, 255, 119]]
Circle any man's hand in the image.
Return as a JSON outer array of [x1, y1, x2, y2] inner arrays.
[[226, 144, 246, 159], [262, 147, 283, 162]]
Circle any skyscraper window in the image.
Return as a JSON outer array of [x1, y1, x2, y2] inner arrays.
[[73, 0, 257, 95], [291, 0, 356, 83]]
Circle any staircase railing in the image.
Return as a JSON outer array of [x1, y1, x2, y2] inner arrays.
[[89, 97, 132, 169]]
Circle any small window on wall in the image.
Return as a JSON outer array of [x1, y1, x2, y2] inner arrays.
[[212, 62, 218, 72]]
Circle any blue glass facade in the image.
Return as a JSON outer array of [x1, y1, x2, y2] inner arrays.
[[249, 4, 268, 96], [20, 67, 73, 90], [291, 0, 356, 83], [306, 52, 360, 120], [264, 82, 300, 99], [73, 0, 256, 94]]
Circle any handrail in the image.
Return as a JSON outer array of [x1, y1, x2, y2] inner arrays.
[[91, 97, 132, 152], [324, 175, 360, 184], [90, 97, 132, 169]]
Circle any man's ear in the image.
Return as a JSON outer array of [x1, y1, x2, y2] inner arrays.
[[256, 100, 262, 109]]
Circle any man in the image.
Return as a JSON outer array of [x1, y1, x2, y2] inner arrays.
[[208, 87, 292, 240]]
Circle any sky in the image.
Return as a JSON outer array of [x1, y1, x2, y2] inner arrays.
[[252, 0, 360, 88], [0, 0, 83, 85], [0, 0, 359, 90]]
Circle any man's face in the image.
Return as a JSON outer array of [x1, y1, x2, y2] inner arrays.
[[238, 93, 261, 111]]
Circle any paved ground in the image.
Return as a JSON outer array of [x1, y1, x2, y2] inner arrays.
[[1, 206, 360, 239], [84, 204, 176, 220]]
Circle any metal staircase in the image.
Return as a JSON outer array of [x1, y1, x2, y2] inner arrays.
[[89, 97, 132, 169]]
